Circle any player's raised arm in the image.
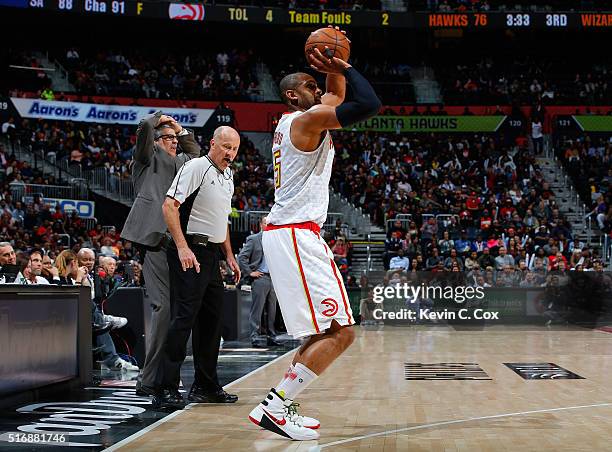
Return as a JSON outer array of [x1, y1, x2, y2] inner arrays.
[[296, 49, 381, 135], [321, 72, 346, 107], [320, 27, 350, 107]]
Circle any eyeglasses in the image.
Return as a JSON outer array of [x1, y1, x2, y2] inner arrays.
[[159, 134, 178, 142]]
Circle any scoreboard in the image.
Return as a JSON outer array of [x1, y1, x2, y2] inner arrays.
[[3, 0, 612, 29], [423, 12, 612, 28]]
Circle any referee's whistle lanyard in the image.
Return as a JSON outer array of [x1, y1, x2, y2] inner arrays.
[[205, 154, 233, 180]]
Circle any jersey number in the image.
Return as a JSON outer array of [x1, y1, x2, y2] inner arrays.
[[273, 149, 281, 188]]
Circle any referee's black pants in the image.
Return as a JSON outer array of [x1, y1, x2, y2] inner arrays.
[[161, 242, 224, 392]]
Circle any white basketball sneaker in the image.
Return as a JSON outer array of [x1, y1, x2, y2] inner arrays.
[[249, 388, 320, 440]]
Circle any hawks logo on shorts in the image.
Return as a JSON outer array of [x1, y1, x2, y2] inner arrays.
[[321, 298, 339, 317]]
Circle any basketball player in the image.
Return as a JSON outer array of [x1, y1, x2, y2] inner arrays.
[[248, 43, 381, 440]]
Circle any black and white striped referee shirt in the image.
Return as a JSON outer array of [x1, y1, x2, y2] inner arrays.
[[166, 155, 234, 243]]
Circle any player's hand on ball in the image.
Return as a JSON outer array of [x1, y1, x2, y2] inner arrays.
[[308, 47, 351, 74], [178, 246, 200, 273], [327, 25, 352, 45]]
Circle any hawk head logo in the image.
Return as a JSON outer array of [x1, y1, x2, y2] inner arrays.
[[321, 298, 339, 317], [168, 3, 205, 21]]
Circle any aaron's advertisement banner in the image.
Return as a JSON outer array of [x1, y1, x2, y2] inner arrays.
[[10, 98, 214, 127]]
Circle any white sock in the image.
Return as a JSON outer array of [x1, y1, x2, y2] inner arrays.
[[275, 363, 317, 400], [276, 364, 295, 389]]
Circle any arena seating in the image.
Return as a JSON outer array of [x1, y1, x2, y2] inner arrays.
[[9, 46, 612, 108], [437, 57, 612, 106], [4, 50, 52, 94], [329, 129, 608, 273], [556, 135, 612, 235], [55, 48, 261, 101]]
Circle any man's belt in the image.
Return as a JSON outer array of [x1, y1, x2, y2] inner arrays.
[[159, 233, 172, 249], [186, 233, 210, 247]]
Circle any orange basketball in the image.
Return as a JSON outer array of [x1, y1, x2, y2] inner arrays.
[[305, 27, 351, 62]]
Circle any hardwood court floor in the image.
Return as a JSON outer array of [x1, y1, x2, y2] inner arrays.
[[114, 326, 612, 451]]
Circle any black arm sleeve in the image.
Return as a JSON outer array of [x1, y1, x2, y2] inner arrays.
[[335, 67, 382, 128]]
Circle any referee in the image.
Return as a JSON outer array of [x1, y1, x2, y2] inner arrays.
[[153, 126, 242, 409], [121, 111, 200, 395]]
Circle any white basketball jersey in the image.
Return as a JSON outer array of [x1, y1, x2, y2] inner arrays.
[[267, 111, 335, 227]]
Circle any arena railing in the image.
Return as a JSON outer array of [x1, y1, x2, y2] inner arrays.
[[229, 210, 347, 236], [386, 213, 459, 235], [83, 217, 97, 231], [604, 235, 612, 270], [58, 161, 135, 204], [436, 214, 460, 231], [4, 138, 94, 211], [7, 138, 82, 189], [328, 190, 372, 236], [8, 182, 86, 202]]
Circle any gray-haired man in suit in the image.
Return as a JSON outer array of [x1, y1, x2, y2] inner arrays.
[[121, 111, 200, 394], [238, 216, 280, 346]]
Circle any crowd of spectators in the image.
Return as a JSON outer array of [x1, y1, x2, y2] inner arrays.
[[7, 118, 275, 214], [0, 173, 140, 267], [329, 129, 607, 280], [7, 117, 134, 180], [358, 256, 610, 326], [0, 137, 146, 369], [56, 48, 262, 102], [557, 135, 612, 235], [8, 47, 612, 109], [3, 51, 52, 94], [438, 58, 612, 106], [268, 54, 416, 106], [0, 239, 142, 370]]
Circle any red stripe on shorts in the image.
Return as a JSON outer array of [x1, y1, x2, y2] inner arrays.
[[266, 221, 321, 234], [322, 240, 353, 324], [290, 227, 320, 334]]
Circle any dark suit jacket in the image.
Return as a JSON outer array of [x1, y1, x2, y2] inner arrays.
[[238, 232, 264, 278], [121, 111, 201, 247]]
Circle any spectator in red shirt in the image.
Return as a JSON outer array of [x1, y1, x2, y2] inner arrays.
[[35, 221, 49, 238], [499, 199, 516, 221], [466, 192, 480, 211], [548, 250, 568, 270], [480, 209, 492, 232], [88, 224, 103, 241], [51, 205, 64, 221]]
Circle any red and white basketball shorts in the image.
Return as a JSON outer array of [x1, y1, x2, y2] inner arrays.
[[262, 222, 354, 339]]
